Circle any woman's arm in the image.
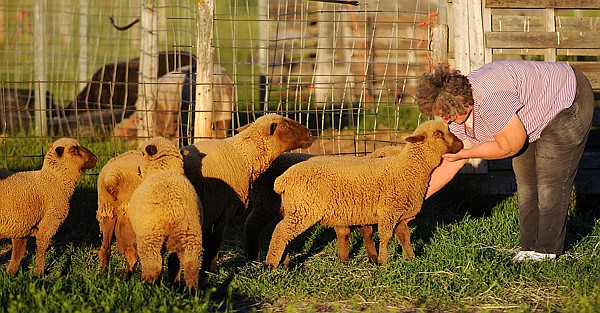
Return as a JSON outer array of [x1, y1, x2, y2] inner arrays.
[[425, 139, 471, 199]]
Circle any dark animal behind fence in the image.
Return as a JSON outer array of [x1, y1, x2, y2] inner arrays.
[[0, 88, 58, 134], [51, 51, 197, 136]]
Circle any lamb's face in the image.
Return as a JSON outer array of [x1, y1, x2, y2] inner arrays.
[[405, 120, 463, 154], [139, 136, 186, 178], [256, 114, 314, 152], [46, 138, 98, 170]]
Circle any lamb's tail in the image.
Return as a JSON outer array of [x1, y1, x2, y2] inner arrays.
[[104, 173, 120, 191], [273, 173, 289, 195], [96, 173, 120, 220]]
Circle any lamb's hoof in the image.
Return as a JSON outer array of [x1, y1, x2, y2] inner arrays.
[[96, 250, 109, 270], [265, 262, 278, 270]]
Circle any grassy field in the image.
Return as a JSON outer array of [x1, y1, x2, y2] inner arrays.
[[0, 137, 600, 312]]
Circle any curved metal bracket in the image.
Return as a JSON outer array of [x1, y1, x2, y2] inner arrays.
[[109, 16, 140, 31]]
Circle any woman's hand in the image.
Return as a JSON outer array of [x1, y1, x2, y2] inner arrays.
[[442, 149, 469, 162]]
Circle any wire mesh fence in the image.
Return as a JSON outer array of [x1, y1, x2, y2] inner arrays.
[[0, 0, 441, 164]]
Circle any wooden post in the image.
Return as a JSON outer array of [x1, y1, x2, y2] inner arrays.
[[78, 0, 88, 92], [258, 0, 269, 110], [482, 0, 492, 63], [452, 0, 470, 73], [137, 0, 159, 142], [432, 24, 449, 64], [314, 2, 355, 109], [452, 0, 487, 174], [544, 8, 556, 62], [452, 0, 484, 73], [33, 0, 47, 137], [0, 0, 6, 47], [467, 0, 484, 70], [194, 0, 214, 142]]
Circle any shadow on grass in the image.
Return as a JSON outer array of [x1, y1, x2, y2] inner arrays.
[[565, 193, 600, 251]]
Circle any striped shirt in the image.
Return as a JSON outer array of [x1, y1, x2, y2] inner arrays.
[[449, 60, 576, 146]]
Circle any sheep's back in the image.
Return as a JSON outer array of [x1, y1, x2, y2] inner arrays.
[[183, 140, 250, 223], [275, 154, 431, 226], [128, 172, 201, 234], [97, 151, 143, 219], [0, 172, 49, 238]]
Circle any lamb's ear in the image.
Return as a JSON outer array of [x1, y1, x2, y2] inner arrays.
[[269, 122, 278, 135], [236, 123, 252, 133], [180, 149, 189, 157], [145, 144, 158, 156], [55, 146, 65, 157], [433, 130, 444, 139], [405, 134, 425, 143], [108, 187, 118, 202]]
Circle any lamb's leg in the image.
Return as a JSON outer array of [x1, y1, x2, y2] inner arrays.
[[395, 221, 415, 259], [181, 241, 202, 291], [97, 216, 117, 271], [334, 227, 351, 263], [138, 235, 165, 284], [34, 218, 62, 276], [244, 207, 280, 262], [358, 226, 378, 263], [376, 223, 394, 266], [123, 247, 138, 279], [7, 238, 28, 275], [116, 216, 138, 278], [265, 217, 318, 269], [34, 239, 49, 276], [202, 220, 226, 274]]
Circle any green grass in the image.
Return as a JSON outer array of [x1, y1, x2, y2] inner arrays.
[[1, 137, 600, 312]]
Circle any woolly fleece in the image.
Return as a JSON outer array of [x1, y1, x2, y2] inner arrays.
[[265, 120, 463, 268], [0, 138, 97, 275], [128, 137, 203, 290], [182, 113, 313, 273], [96, 150, 143, 276]]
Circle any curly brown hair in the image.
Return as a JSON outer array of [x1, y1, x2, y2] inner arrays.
[[416, 63, 474, 119]]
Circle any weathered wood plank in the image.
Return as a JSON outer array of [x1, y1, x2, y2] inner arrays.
[[485, 0, 600, 9], [577, 71, 600, 91], [568, 62, 600, 72], [492, 16, 600, 33], [491, 48, 546, 55], [492, 16, 545, 32], [556, 16, 600, 32], [485, 31, 600, 49], [557, 49, 600, 56], [491, 48, 600, 56]]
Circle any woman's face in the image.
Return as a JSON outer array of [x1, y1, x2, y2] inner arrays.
[[440, 104, 473, 125]]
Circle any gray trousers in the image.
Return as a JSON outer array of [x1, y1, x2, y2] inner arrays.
[[512, 66, 595, 255]]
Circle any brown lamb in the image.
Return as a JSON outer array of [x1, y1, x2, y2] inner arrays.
[[265, 120, 463, 268], [96, 150, 143, 277], [182, 113, 313, 273], [128, 137, 203, 290], [244, 145, 405, 265], [0, 138, 97, 275]]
